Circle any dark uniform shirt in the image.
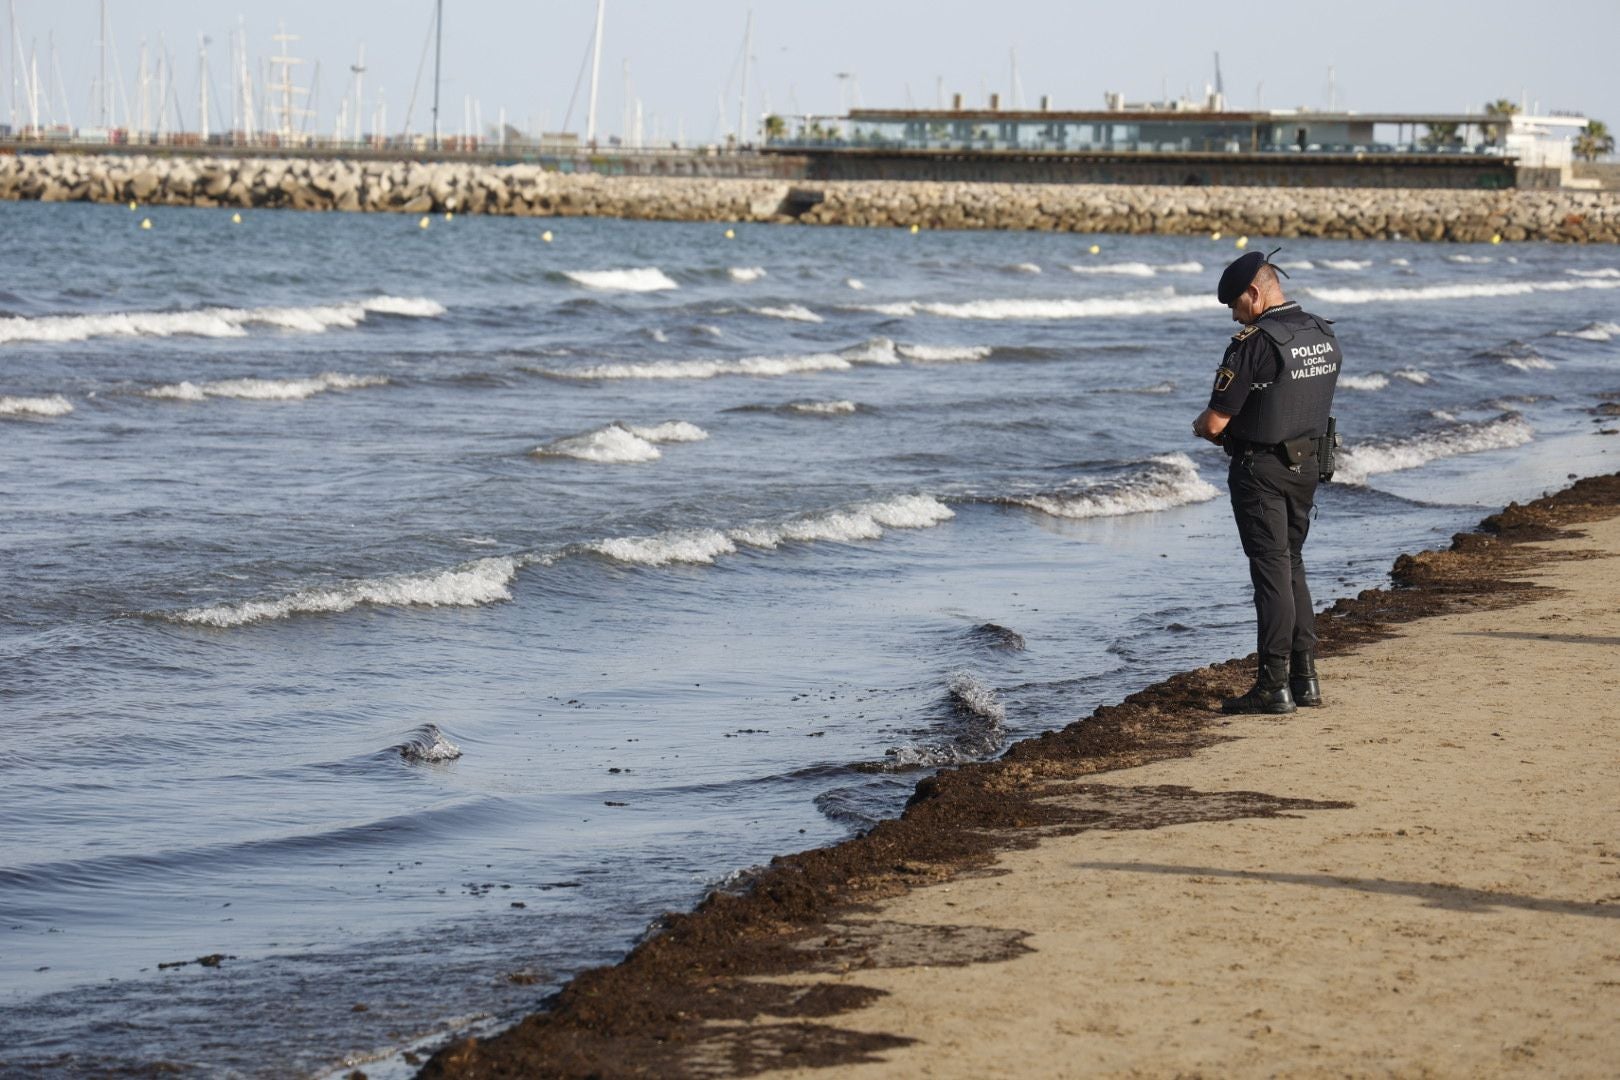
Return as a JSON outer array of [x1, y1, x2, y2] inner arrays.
[[1207, 300, 1302, 419]]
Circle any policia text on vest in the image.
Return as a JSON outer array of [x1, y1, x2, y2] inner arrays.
[[1193, 251, 1340, 716]]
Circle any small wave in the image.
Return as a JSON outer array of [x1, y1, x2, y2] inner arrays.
[[167, 556, 523, 627], [1445, 254, 1494, 264], [1334, 414, 1533, 486], [1393, 369, 1432, 384], [1008, 262, 1042, 274], [1275, 259, 1316, 270], [145, 373, 387, 402], [1069, 261, 1157, 277], [0, 296, 444, 345], [1306, 278, 1620, 305], [562, 267, 679, 292], [948, 672, 1007, 726], [395, 724, 463, 764], [533, 421, 707, 464], [1566, 267, 1620, 279], [1340, 373, 1389, 391], [0, 394, 73, 418], [1006, 453, 1218, 520], [968, 623, 1026, 651], [841, 337, 901, 365], [861, 293, 1221, 321], [1503, 355, 1555, 371], [587, 494, 955, 568], [549, 352, 854, 381], [885, 673, 1007, 769], [728, 266, 767, 283], [845, 278, 866, 290], [1100, 380, 1176, 395], [1319, 259, 1372, 271], [1389, 257, 1411, 267], [788, 399, 859, 415], [751, 304, 823, 323], [1556, 321, 1620, 342], [898, 343, 993, 363]]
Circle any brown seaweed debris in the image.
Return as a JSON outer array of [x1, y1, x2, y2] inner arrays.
[[420, 471, 1620, 1080]]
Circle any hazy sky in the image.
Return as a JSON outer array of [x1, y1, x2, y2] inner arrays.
[[5, 1, 1616, 143]]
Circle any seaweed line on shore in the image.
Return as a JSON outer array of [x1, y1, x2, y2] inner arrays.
[[411, 471, 1620, 1080]]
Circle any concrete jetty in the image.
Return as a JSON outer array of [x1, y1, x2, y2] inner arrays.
[[3, 152, 1617, 243]]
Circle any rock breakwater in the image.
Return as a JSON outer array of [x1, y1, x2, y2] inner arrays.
[[3, 153, 1617, 243]]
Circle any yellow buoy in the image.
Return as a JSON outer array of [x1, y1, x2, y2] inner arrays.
[[1235, 235, 1249, 249], [445, 211, 454, 222], [129, 201, 138, 211], [1490, 234, 1502, 245], [231, 212, 242, 224], [1210, 231, 1222, 241], [1088, 244, 1101, 255], [724, 228, 736, 239], [140, 218, 152, 230], [541, 230, 554, 243], [909, 223, 920, 234], [419, 216, 431, 230]]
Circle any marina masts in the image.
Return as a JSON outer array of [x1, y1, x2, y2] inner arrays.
[[586, 0, 604, 144], [431, 0, 442, 149], [736, 9, 752, 145]]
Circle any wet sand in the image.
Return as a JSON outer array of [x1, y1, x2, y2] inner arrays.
[[420, 474, 1620, 1079]]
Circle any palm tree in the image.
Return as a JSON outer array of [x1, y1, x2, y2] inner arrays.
[[762, 114, 787, 143], [1574, 119, 1615, 162], [1482, 98, 1518, 147], [1420, 122, 1463, 151]]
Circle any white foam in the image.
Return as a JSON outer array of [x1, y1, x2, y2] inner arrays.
[[1009, 262, 1043, 274], [948, 672, 1007, 725], [1556, 321, 1620, 342], [864, 292, 1222, 321], [1430, 410, 1457, 422], [646, 328, 669, 343], [534, 420, 707, 463], [1339, 373, 1390, 391], [0, 394, 74, 418], [1306, 278, 1620, 305], [728, 266, 767, 283], [787, 400, 858, 415], [1389, 258, 1411, 267], [0, 296, 443, 345], [398, 725, 463, 763], [898, 343, 993, 363], [145, 372, 387, 402], [1393, 369, 1432, 384], [840, 337, 901, 365], [170, 556, 522, 627], [1010, 453, 1219, 520], [561, 352, 854, 380], [1566, 267, 1620, 279], [588, 530, 737, 567], [1319, 258, 1372, 271], [1335, 415, 1533, 486], [1445, 254, 1494, 264], [1158, 260, 1204, 273], [730, 494, 955, 549], [562, 267, 679, 292], [752, 304, 823, 323], [1275, 259, 1316, 270], [1069, 261, 1158, 277], [1502, 355, 1556, 371], [845, 278, 866, 290]]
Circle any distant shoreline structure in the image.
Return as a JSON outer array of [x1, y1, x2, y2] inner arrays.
[[2, 151, 1616, 243]]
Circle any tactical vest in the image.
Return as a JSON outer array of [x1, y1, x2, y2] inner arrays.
[[1225, 305, 1340, 445]]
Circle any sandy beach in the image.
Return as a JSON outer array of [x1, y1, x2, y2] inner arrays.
[[418, 472, 1620, 1079]]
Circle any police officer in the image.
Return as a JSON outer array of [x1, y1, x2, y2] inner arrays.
[[1193, 250, 1340, 714]]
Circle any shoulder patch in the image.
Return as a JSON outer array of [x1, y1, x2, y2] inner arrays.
[[1232, 324, 1260, 342], [1213, 367, 1236, 393]]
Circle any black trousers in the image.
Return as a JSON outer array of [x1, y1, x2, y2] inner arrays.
[[1228, 449, 1317, 660]]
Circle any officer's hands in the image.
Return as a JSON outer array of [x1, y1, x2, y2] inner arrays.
[[1193, 407, 1231, 444]]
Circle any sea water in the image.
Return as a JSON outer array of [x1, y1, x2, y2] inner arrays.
[[2, 201, 1616, 1075]]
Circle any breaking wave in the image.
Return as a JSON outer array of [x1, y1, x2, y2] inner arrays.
[[728, 266, 767, 283], [1334, 414, 1533, 486], [1004, 453, 1218, 520], [395, 724, 463, 764], [1564, 268, 1619, 278], [0, 394, 73, 418], [1068, 260, 1202, 277], [1319, 258, 1372, 271], [1502, 355, 1555, 372], [1008, 262, 1043, 274], [145, 373, 388, 402], [884, 673, 1007, 769], [751, 304, 823, 323], [1393, 369, 1432, 384], [1445, 254, 1494, 264], [898, 343, 994, 362], [1275, 259, 1315, 270], [0, 296, 445, 345], [1339, 373, 1390, 391], [562, 267, 679, 292], [167, 556, 524, 627], [1556, 321, 1620, 341], [587, 494, 955, 567], [860, 292, 1222, 320], [845, 278, 866, 290], [551, 351, 854, 381], [533, 421, 709, 463], [1305, 278, 1620, 305], [786, 399, 859, 415]]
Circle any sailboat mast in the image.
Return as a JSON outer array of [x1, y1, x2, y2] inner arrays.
[[431, 0, 442, 148], [585, 0, 604, 143], [736, 9, 752, 145]]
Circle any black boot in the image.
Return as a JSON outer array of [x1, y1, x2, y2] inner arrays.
[[1221, 655, 1296, 715], [1290, 650, 1322, 707]]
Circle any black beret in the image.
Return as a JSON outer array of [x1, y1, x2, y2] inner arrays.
[[1217, 251, 1267, 305]]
